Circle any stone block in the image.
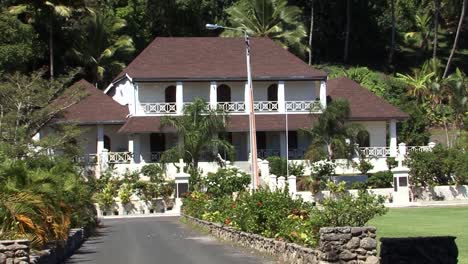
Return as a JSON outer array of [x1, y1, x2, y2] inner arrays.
[[365, 256, 379, 264], [319, 251, 339, 262], [355, 248, 367, 255], [360, 237, 377, 250], [321, 233, 352, 241], [337, 227, 351, 233], [351, 227, 364, 236], [346, 237, 360, 249], [320, 227, 336, 234], [0, 252, 6, 264], [339, 249, 357, 261]]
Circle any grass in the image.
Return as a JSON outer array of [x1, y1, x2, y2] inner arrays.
[[369, 206, 468, 263]]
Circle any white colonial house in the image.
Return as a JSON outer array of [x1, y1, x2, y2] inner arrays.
[[40, 37, 414, 177]]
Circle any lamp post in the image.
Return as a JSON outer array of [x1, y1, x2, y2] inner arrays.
[[206, 24, 259, 189]]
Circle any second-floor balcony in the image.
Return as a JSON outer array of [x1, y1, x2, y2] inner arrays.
[[139, 100, 322, 115]]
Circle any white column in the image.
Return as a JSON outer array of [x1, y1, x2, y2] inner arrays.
[[319, 80, 327, 109], [389, 119, 397, 157], [244, 82, 251, 113], [288, 175, 297, 195], [97, 125, 104, 154], [280, 131, 287, 158], [278, 81, 285, 113], [209, 81, 217, 110], [398, 143, 407, 167], [176, 82, 183, 115], [133, 134, 141, 164], [134, 83, 141, 115]]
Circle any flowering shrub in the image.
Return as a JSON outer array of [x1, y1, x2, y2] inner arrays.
[[311, 160, 336, 179], [203, 168, 250, 197], [181, 191, 209, 219]]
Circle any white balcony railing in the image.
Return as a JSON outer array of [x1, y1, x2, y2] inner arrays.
[[217, 101, 246, 113], [108, 152, 133, 164], [257, 149, 280, 159], [359, 147, 391, 158], [74, 154, 98, 164], [407, 146, 431, 152], [141, 103, 177, 114], [286, 100, 321, 113], [254, 101, 278, 112]]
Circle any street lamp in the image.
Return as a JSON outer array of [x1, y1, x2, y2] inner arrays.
[[206, 23, 259, 190]]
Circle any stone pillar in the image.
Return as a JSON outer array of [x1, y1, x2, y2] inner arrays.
[[244, 82, 251, 113], [210, 81, 217, 110], [269, 174, 277, 191], [176, 81, 183, 115], [279, 131, 287, 158], [389, 119, 398, 157], [278, 81, 285, 113], [288, 175, 297, 195], [391, 166, 410, 205], [97, 125, 104, 155], [319, 80, 327, 109], [277, 176, 286, 190]]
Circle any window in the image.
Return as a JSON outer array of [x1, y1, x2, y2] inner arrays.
[[357, 130, 370, 147], [267, 84, 278, 101], [165, 86, 176, 103], [150, 133, 166, 152], [288, 131, 298, 150], [104, 135, 111, 151], [217, 84, 231, 102], [256, 132, 266, 149]]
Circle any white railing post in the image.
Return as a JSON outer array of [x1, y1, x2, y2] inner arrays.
[[319, 80, 327, 109], [277, 176, 286, 190], [269, 174, 277, 191], [398, 143, 407, 167], [210, 81, 217, 110], [389, 119, 398, 157], [260, 159, 270, 179], [278, 81, 285, 113], [288, 175, 297, 195], [100, 149, 109, 172], [176, 82, 183, 115]]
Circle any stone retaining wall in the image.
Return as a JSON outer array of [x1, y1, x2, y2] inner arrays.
[[1, 227, 89, 264], [0, 240, 30, 264], [184, 215, 379, 264]]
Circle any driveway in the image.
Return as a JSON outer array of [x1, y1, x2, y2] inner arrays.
[[65, 217, 276, 264]]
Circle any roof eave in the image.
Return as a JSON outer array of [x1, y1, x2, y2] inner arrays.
[[132, 76, 327, 82]]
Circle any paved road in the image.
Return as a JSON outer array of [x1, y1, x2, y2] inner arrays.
[[65, 217, 275, 264]]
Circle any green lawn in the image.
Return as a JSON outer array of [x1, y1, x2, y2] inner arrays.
[[369, 206, 468, 263]]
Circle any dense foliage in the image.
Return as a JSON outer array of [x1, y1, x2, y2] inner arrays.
[[183, 188, 387, 247], [406, 145, 468, 186], [0, 154, 96, 247], [266, 156, 305, 176], [203, 168, 250, 197]]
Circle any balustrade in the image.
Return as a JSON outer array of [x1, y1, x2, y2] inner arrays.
[[285, 100, 322, 113], [74, 154, 98, 164], [253, 101, 278, 112], [108, 152, 133, 164], [217, 101, 246, 113], [359, 147, 391, 158], [141, 102, 177, 114]]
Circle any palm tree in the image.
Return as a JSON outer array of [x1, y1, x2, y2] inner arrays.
[[160, 98, 234, 169], [396, 61, 436, 101], [69, 10, 135, 87], [222, 0, 308, 55], [8, 1, 86, 79], [302, 99, 363, 161], [443, 0, 467, 78], [404, 13, 432, 50]]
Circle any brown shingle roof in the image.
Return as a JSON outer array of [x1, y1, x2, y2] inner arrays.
[[327, 77, 409, 121], [115, 37, 327, 82], [55, 79, 129, 124], [118, 114, 319, 134]]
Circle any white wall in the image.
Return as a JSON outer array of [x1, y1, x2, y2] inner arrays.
[[284, 81, 316, 101], [104, 125, 128, 152], [184, 82, 210, 102], [217, 81, 245, 102], [138, 82, 175, 103], [355, 121, 387, 147], [253, 81, 277, 101], [110, 79, 134, 110]]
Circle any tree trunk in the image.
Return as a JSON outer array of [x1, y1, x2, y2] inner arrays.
[[443, 0, 467, 78], [344, 0, 351, 63], [433, 0, 440, 60], [308, 0, 314, 65], [49, 17, 54, 79], [388, 0, 396, 66]]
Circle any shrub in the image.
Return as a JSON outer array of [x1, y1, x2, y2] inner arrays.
[[141, 164, 164, 183], [312, 190, 388, 227], [386, 157, 398, 170], [267, 156, 305, 176], [204, 168, 250, 197], [356, 158, 374, 175], [311, 160, 336, 180], [453, 152, 468, 185], [118, 183, 133, 205], [367, 171, 393, 188], [406, 146, 454, 187], [182, 191, 209, 219], [350, 181, 368, 190]]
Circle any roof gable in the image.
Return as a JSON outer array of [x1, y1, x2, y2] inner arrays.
[[55, 79, 129, 124], [115, 37, 326, 81], [327, 77, 408, 121]]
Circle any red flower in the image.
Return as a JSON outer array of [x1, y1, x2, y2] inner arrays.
[[231, 203, 236, 209], [257, 201, 263, 207], [224, 218, 232, 225]]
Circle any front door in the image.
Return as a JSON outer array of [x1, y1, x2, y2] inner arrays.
[[150, 133, 165, 161]]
